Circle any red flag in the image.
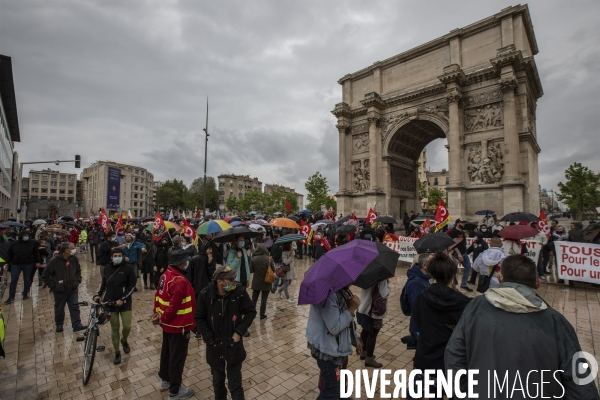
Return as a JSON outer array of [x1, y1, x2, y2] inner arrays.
[[299, 220, 312, 245], [194, 210, 202, 219], [180, 214, 197, 242], [538, 210, 551, 239], [98, 208, 111, 234], [285, 201, 291, 213], [74, 211, 79, 220], [420, 217, 432, 235], [383, 232, 399, 243], [434, 199, 451, 233], [365, 207, 377, 225], [151, 211, 166, 241], [115, 212, 124, 233], [127, 209, 133, 221]]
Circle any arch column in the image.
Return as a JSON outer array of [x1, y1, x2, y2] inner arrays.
[[336, 123, 349, 192], [367, 115, 381, 192]]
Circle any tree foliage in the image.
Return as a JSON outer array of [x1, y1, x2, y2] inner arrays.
[[189, 176, 219, 212], [557, 163, 600, 219], [264, 187, 299, 215], [225, 195, 238, 213], [419, 181, 428, 200], [427, 187, 448, 206], [305, 172, 336, 213], [156, 179, 189, 211]]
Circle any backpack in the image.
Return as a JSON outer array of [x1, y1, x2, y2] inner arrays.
[[400, 277, 425, 316]]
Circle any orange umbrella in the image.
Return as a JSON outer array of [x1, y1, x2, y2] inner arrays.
[[268, 218, 300, 229]]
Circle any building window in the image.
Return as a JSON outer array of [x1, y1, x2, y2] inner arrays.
[[51, 174, 57, 179], [68, 190, 74, 194], [42, 181, 48, 187], [134, 201, 138, 206], [32, 180, 39, 185], [68, 183, 74, 188], [42, 174, 48, 178], [135, 170, 139, 174], [134, 194, 138, 198], [60, 174, 66, 180], [135, 185, 138, 190], [32, 173, 39, 178], [68, 176, 74, 181], [434, 178, 438, 186], [446, 177, 449, 185], [60, 182, 65, 187], [50, 189, 57, 193], [59, 190, 65, 194], [31, 188, 38, 193], [51, 181, 57, 187], [59, 197, 65, 201], [41, 188, 48, 193], [135, 178, 139, 182]]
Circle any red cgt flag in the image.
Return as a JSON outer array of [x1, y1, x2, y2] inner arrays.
[[115, 212, 124, 233], [299, 220, 312, 245], [365, 207, 377, 225], [434, 199, 451, 233], [152, 211, 166, 241], [98, 208, 111, 234], [538, 209, 551, 239], [180, 214, 197, 242]]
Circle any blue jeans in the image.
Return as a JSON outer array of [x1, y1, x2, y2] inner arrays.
[[271, 263, 281, 291], [317, 358, 340, 400], [9, 263, 34, 299], [454, 252, 472, 288]]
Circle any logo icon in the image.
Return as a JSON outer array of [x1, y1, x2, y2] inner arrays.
[[572, 351, 598, 386]]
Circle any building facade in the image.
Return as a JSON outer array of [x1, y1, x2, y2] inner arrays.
[[0, 55, 20, 220], [217, 174, 262, 212], [417, 149, 428, 209], [151, 181, 163, 213], [264, 183, 304, 211], [25, 168, 77, 203], [81, 161, 155, 217]]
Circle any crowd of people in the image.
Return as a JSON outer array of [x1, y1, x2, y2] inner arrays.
[[1, 211, 598, 399]]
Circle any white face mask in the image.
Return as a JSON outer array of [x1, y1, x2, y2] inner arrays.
[[70, 249, 77, 256]]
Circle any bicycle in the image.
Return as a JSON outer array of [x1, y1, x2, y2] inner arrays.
[[75, 299, 113, 385]]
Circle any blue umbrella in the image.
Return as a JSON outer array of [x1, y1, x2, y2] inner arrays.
[[475, 210, 495, 215], [300, 209, 312, 215], [275, 233, 305, 244], [4, 221, 26, 228], [249, 211, 258, 215], [230, 221, 243, 227]]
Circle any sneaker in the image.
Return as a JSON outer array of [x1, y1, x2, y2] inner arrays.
[[121, 340, 131, 354], [56, 326, 63, 333], [133, 287, 138, 292], [22, 295, 29, 300], [540, 276, 547, 281], [278, 292, 282, 299], [156, 372, 170, 391], [168, 386, 194, 400], [260, 315, 267, 320], [73, 324, 87, 332], [113, 352, 121, 365], [460, 286, 473, 292], [4, 298, 14, 304], [243, 331, 250, 337], [287, 298, 293, 303]]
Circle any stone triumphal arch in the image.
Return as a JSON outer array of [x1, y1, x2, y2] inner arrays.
[[333, 5, 543, 221]]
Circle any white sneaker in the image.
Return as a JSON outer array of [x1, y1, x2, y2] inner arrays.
[[287, 298, 293, 303], [168, 386, 194, 399], [155, 372, 170, 391], [278, 292, 282, 299]]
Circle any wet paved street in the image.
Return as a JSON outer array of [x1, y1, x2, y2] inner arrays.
[[1, 250, 600, 399]]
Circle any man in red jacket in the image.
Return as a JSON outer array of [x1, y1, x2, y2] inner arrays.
[[152, 248, 196, 400]]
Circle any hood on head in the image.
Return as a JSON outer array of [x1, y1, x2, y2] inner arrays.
[[485, 282, 547, 314], [254, 243, 269, 256], [421, 284, 471, 312], [481, 247, 507, 266]]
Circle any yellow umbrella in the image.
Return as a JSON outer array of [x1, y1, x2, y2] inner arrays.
[[267, 218, 300, 229]]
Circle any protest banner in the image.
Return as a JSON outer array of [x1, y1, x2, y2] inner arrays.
[[555, 242, 600, 284]]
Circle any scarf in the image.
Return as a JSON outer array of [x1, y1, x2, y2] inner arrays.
[[336, 287, 353, 313]]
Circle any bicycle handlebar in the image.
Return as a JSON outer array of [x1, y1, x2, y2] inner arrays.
[[75, 300, 115, 307]]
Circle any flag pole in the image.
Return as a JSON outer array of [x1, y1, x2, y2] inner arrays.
[[202, 97, 209, 221]]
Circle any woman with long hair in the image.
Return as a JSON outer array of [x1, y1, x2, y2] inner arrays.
[[277, 242, 296, 303]]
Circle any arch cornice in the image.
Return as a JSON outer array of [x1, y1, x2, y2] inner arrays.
[[382, 113, 449, 157]]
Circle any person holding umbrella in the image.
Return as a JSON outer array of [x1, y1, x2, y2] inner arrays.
[[226, 235, 251, 288], [277, 242, 296, 303], [356, 278, 391, 368]]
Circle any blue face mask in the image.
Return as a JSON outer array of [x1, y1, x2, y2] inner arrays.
[[238, 240, 245, 248], [112, 257, 123, 264], [224, 283, 236, 292], [22, 236, 29, 241]]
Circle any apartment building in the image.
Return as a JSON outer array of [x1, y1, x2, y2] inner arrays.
[[81, 161, 154, 217], [217, 174, 262, 212], [25, 169, 77, 203]]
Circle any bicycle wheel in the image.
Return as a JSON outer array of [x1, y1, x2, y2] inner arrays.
[[82, 327, 98, 385]]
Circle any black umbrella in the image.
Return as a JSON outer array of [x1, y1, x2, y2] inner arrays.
[[475, 210, 495, 216], [336, 224, 356, 235], [229, 217, 242, 222], [57, 216, 74, 222], [499, 212, 540, 223], [211, 226, 263, 244], [413, 233, 455, 254], [64, 221, 84, 230], [463, 221, 478, 230], [142, 216, 155, 222], [287, 215, 300, 222], [334, 215, 351, 227], [374, 216, 397, 224], [582, 222, 600, 242], [352, 241, 399, 289]]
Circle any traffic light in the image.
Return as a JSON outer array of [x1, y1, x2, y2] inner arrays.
[[75, 155, 81, 168]]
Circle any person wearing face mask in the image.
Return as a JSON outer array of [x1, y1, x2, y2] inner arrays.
[[152, 248, 196, 400], [93, 248, 136, 364], [153, 238, 170, 288], [226, 236, 251, 289], [478, 224, 492, 238], [466, 232, 489, 285], [4, 229, 41, 304], [41, 242, 86, 333], [312, 228, 331, 262], [117, 233, 147, 292], [195, 265, 257, 400]]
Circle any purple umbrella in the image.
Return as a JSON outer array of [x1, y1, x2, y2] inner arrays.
[[298, 240, 398, 305]]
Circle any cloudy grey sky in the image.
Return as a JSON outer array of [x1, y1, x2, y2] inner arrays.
[[1, 0, 599, 202]]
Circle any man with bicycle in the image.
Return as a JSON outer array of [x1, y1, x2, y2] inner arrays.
[[42, 242, 87, 333]]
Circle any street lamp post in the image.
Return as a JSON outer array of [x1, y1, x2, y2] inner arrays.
[[202, 98, 209, 220]]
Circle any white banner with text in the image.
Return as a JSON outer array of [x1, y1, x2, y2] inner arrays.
[[556, 242, 600, 284]]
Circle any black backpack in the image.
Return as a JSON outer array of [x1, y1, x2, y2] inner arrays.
[[400, 277, 425, 316]]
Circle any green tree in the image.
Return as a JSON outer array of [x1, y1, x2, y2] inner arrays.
[[557, 163, 600, 220], [237, 190, 267, 214], [189, 176, 219, 212], [156, 179, 189, 211], [305, 172, 336, 213], [419, 181, 428, 200], [427, 187, 448, 207], [225, 195, 238, 213], [264, 187, 299, 215]]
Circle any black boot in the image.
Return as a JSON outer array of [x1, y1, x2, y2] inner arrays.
[[113, 352, 121, 365]]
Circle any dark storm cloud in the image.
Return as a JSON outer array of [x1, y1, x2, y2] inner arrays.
[[2, 0, 599, 199]]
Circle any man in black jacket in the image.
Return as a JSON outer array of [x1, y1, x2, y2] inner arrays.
[[186, 243, 215, 297], [195, 266, 256, 400], [5, 229, 41, 304], [445, 255, 600, 399], [42, 242, 87, 333]]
